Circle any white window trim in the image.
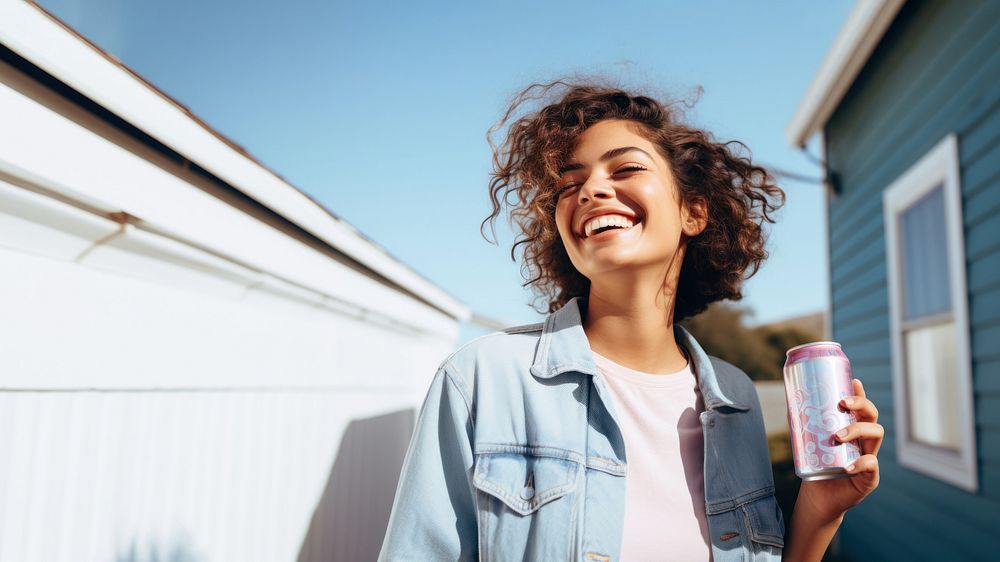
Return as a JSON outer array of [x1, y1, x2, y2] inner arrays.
[[883, 134, 978, 492]]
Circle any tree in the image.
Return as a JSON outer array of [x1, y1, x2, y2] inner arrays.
[[682, 303, 822, 381]]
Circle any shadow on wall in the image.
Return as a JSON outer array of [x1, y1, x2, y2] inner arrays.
[[116, 535, 202, 562], [298, 409, 416, 562]]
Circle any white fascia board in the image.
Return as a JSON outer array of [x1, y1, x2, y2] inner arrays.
[[0, 0, 469, 322], [785, 0, 905, 147], [0, 75, 457, 339]]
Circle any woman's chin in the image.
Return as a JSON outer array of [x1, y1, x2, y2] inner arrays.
[[581, 252, 662, 276]]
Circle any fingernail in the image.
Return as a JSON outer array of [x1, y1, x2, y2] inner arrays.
[[846, 464, 855, 472], [842, 397, 854, 406], [836, 429, 849, 439]]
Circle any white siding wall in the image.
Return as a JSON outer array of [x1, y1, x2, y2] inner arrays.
[[0, 49, 460, 562]]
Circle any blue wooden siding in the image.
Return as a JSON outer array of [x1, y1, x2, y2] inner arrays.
[[824, 0, 1000, 559]]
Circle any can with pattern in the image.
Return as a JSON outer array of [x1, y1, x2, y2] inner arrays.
[[783, 341, 861, 481]]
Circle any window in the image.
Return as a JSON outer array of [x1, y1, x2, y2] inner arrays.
[[883, 134, 977, 491]]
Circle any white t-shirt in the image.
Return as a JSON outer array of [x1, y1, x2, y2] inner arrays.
[[593, 351, 712, 562]]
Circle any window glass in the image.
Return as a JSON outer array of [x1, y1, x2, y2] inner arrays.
[[900, 186, 951, 320], [904, 321, 961, 450], [883, 135, 976, 491]]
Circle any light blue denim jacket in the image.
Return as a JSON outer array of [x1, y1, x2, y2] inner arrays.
[[379, 297, 784, 561]]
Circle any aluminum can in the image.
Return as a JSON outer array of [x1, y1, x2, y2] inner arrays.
[[783, 341, 861, 480]]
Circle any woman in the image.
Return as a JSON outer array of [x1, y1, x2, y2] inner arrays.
[[379, 82, 882, 561]]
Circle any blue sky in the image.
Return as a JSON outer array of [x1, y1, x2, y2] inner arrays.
[[39, 0, 852, 341]]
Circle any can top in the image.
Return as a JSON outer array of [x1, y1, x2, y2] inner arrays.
[[785, 341, 842, 355]]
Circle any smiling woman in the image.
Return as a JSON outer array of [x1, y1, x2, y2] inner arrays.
[[484, 83, 784, 322], [379, 81, 884, 562]]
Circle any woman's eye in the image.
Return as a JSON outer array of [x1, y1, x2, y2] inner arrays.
[[615, 165, 646, 174], [558, 166, 644, 196]]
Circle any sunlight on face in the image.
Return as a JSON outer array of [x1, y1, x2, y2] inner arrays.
[[554, 119, 697, 282]]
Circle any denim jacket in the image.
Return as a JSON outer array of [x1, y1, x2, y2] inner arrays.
[[379, 297, 784, 561]]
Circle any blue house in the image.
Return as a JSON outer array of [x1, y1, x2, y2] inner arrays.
[[787, 0, 1000, 559]]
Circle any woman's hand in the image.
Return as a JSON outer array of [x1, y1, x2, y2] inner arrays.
[[796, 378, 883, 521]]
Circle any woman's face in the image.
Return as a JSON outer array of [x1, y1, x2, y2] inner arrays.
[[554, 119, 703, 281]]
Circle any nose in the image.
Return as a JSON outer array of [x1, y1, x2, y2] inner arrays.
[[576, 178, 614, 204]]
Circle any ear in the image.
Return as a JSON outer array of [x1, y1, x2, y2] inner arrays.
[[681, 198, 708, 237]]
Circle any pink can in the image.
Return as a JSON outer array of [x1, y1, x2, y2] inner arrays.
[[783, 341, 861, 480]]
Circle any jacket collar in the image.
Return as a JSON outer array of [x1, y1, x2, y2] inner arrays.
[[529, 296, 747, 411]]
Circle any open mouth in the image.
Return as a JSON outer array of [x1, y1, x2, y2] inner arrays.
[[582, 214, 641, 239]]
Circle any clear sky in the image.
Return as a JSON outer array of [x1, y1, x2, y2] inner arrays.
[[38, 0, 853, 342]]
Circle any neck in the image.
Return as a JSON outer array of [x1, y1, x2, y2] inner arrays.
[[583, 281, 688, 374]]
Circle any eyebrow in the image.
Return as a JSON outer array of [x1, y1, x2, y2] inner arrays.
[[558, 146, 655, 175]]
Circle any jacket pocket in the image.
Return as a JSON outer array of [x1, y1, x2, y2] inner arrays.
[[472, 451, 579, 516], [740, 494, 785, 549]]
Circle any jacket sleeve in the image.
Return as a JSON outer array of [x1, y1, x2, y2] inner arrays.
[[378, 366, 478, 561]]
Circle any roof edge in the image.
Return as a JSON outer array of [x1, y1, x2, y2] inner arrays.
[[0, 0, 470, 321], [786, 0, 906, 147]]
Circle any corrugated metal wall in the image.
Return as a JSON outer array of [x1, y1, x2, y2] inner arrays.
[[824, 0, 1000, 558], [0, 39, 461, 561], [0, 389, 410, 562], [0, 237, 451, 562]]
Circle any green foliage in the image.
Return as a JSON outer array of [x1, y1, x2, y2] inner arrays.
[[682, 302, 822, 381]]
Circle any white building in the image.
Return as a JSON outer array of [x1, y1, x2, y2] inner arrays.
[[0, 1, 469, 560]]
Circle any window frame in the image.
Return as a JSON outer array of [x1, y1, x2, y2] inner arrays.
[[883, 133, 977, 491]]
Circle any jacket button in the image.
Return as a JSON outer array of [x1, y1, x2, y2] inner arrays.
[[520, 486, 535, 500]]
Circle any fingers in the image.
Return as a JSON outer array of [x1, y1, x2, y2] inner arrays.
[[845, 453, 878, 474], [852, 378, 866, 399], [840, 394, 879, 422], [835, 421, 884, 455], [845, 454, 880, 490]]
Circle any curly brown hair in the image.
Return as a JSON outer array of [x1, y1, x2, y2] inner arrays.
[[483, 80, 785, 321]]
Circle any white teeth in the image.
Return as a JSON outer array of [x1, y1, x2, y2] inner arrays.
[[583, 214, 635, 237]]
